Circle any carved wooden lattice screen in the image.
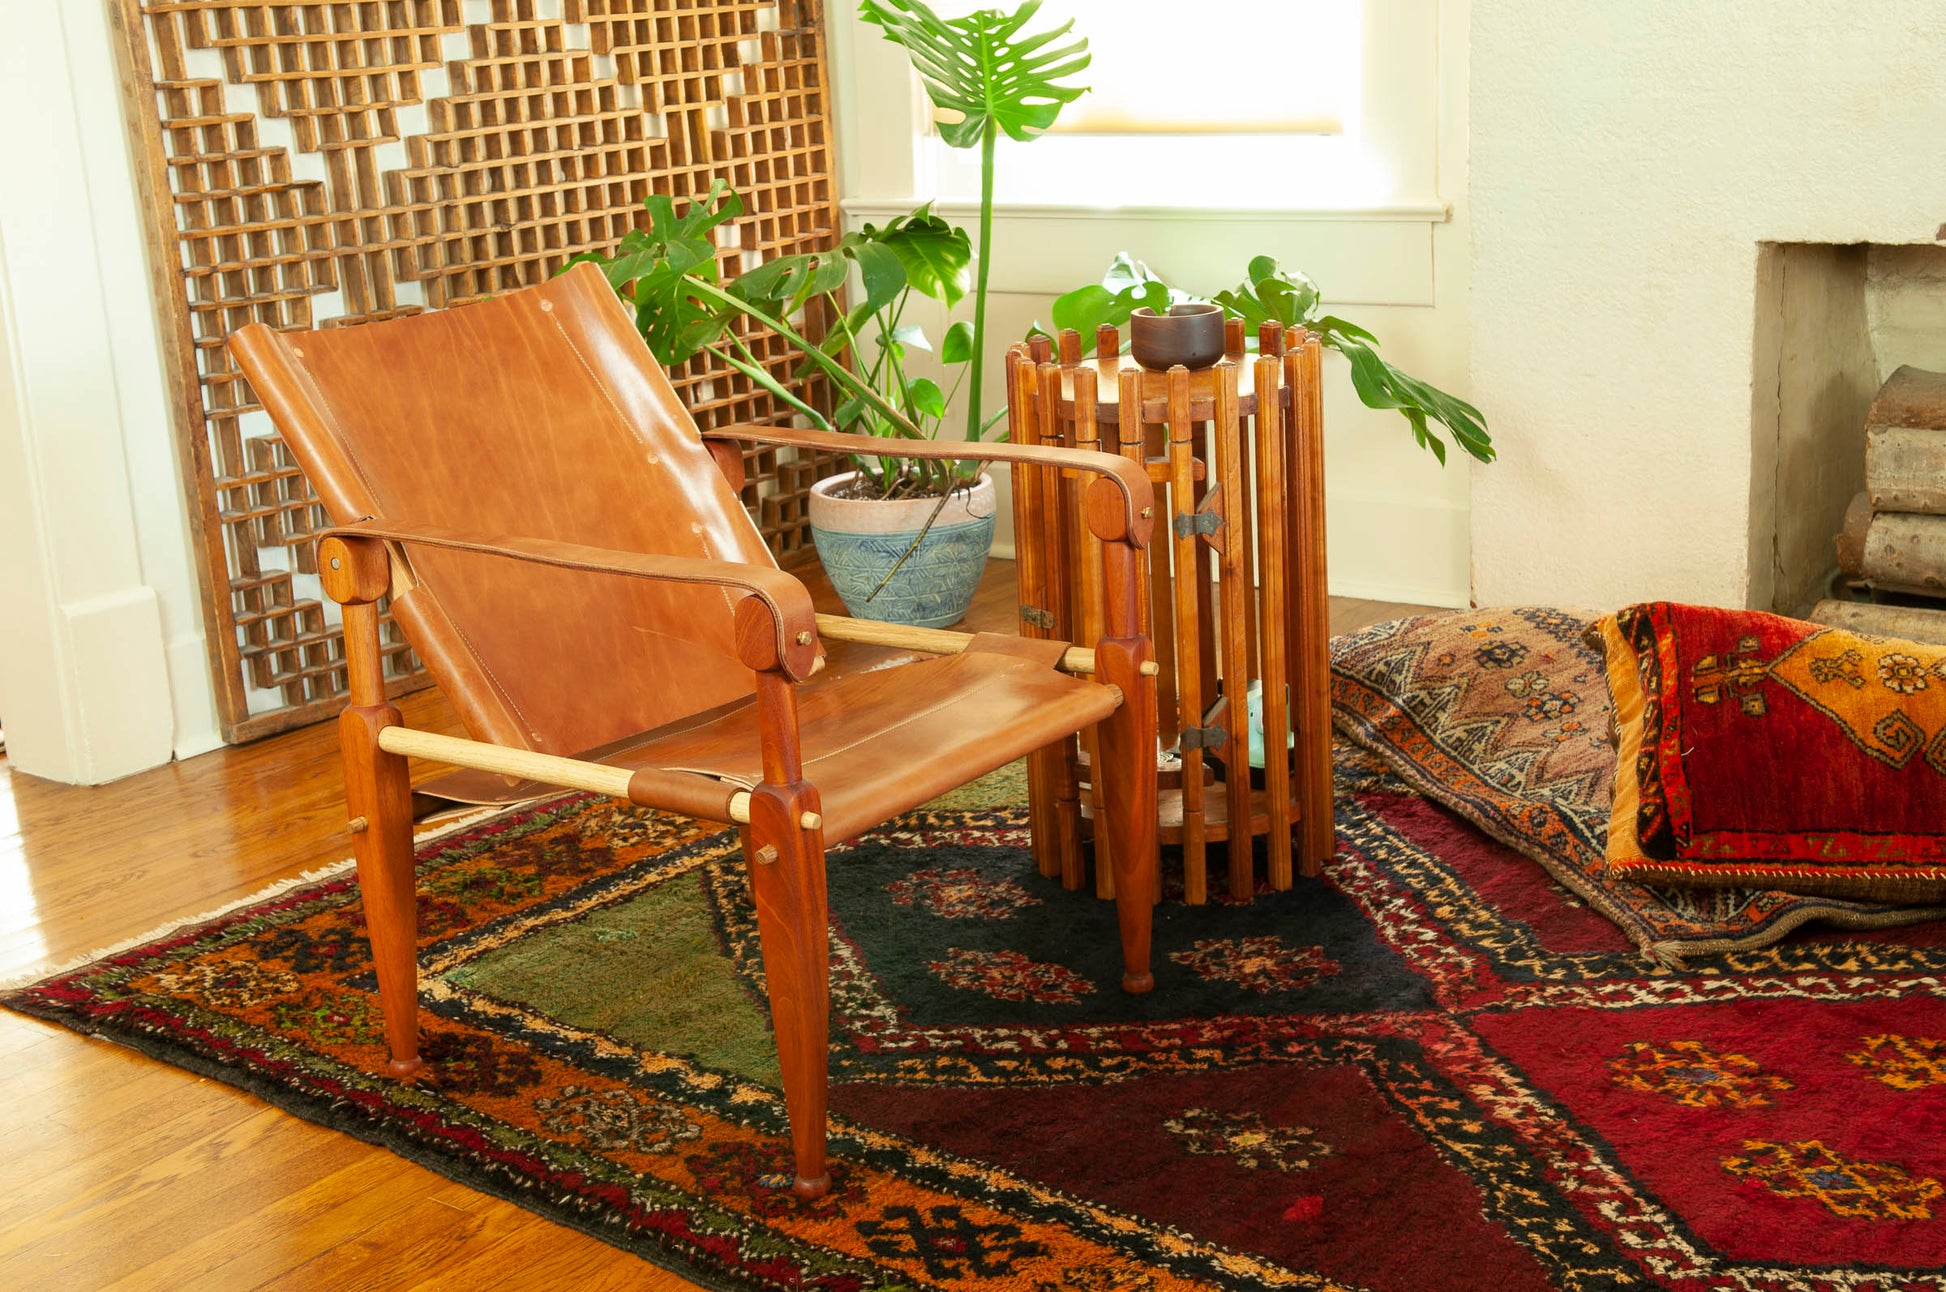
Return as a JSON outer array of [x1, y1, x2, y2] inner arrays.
[[112, 0, 844, 742]]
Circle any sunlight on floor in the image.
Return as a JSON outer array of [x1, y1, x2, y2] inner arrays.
[[0, 765, 51, 975]]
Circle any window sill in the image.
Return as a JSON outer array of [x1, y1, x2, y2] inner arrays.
[[838, 197, 1452, 224], [835, 199, 1450, 307]]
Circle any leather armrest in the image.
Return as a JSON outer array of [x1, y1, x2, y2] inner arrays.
[[320, 519, 820, 682], [701, 424, 1156, 549]]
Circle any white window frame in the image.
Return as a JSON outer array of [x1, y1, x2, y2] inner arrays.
[[830, 0, 1445, 220]]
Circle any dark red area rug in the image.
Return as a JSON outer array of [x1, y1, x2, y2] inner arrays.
[[8, 750, 1946, 1290]]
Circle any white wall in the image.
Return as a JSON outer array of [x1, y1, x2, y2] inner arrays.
[[1469, 0, 1946, 610], [0, 0, 221, 783], [826, 0, 1478, 607]]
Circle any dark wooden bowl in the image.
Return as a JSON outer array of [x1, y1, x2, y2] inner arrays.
[[1129, 303, 1226, 371]]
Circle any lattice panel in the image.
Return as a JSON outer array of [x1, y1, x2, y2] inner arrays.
[[116, 0, 843, 741]]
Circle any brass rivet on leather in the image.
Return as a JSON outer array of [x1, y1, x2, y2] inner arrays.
[[756, 843, 780, 865], [795, 631, 813, 645], [347, 815, 369, 834], [330, 557, 342, 569], [1141, 506, 1153, 518]]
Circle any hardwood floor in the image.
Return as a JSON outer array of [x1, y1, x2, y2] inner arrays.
[[0, 561, 1433, 1290]]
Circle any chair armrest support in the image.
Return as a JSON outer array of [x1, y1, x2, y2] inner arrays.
[[318, 519, 821, 682], [701, 424, 1156, 549]]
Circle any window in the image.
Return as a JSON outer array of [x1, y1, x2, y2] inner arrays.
[[903, 0, 1435, 211], [1029, 1, 1359, 136]]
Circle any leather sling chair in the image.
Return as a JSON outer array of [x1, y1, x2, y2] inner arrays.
[[229, 261, 1160, 1200]]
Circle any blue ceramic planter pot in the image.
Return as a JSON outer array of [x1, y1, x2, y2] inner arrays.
[[809, 472, 997, 629]]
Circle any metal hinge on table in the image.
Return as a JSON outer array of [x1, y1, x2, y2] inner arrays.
[[1172, 508, 1222, 541], [1020, 605, 1055, 630], [1178, 724, 1228, 751]]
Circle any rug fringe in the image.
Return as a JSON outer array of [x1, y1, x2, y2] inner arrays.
[[0, 804, 511, 994], [1644, 942, 1689, 971]]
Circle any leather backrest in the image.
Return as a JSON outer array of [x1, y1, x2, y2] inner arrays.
[[231, 262, 771, 756]]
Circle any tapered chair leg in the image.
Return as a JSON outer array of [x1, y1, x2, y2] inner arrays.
[[1094, 637, 1159, 994], [322, 538, 422, 1076], [743, 783, 832, 1198], [341, 702, 422, 1076]]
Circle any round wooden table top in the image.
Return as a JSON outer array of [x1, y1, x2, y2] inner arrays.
[[1051, 354, 1283, 426]]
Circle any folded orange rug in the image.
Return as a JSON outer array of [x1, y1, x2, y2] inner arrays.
[[1599, 603, 1946, 902]]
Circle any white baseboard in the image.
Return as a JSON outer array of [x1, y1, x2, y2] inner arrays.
[[57, 586, 175, 782], [1325, 578, 1471, 610], [163, 632, 224, 759]]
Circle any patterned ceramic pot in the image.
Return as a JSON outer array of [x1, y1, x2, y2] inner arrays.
[[809, 472, 997, 628]]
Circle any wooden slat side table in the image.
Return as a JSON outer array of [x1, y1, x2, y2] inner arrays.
[[1004, 319, 1333, 904]]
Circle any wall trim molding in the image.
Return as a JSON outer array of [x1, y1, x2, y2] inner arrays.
[[840, 197, 1453, 224]]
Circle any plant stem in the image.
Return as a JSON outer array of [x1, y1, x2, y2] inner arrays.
[[872, 301, 925, 494], [705, 340, 831, 431], [964, 119, 996, 442], [687, 276, 923, 439], [876, 302, 917, 423]]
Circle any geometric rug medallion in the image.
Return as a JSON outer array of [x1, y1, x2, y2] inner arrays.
[[9, 750, 1946, 1290]]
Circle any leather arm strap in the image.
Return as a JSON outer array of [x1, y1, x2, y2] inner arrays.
[[320, 519, 821, 682], [701, 424, 1156, 549]]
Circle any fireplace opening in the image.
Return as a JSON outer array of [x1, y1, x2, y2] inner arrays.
[[1750, 242, 1946, 633]]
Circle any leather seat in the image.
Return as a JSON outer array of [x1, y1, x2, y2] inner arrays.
[[616, 635, 1121, 842], [418, 634, 1122, 843]]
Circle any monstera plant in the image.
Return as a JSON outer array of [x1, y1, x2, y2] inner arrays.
[[1045, 254, 1495, 465], [570, 0, 1090, 628], [860, 0, 1089, 442]]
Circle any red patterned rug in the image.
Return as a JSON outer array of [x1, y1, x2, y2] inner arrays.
[[1331, 607, 1946, 959], [9, 750, 1946, 1290]]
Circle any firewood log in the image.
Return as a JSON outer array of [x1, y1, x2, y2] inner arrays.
[[1808, 598, 1946, 646], [1860, 511, 1946, 596], [1865, 366, 1946, 514], [1835, 490, 1871, 577]]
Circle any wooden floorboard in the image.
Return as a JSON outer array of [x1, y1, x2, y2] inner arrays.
[[0, 559, 1433, 1289]]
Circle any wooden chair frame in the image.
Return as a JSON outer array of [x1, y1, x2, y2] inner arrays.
[[319, 426, 1160, 1200]]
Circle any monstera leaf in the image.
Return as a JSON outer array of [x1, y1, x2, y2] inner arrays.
[[858, 0, 1090, 147], [1218, 256, 1494, 465], [1213, 255, 1320, 335], [564, 180, 743, 367], [860, 0, 1089, 441], [1044, 253, 1174, 339], [861, 204, 972, 308]]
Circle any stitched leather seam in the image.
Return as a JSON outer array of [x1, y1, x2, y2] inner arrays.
[[286, 341, 387, 510], [448, 607, 541, 743]]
